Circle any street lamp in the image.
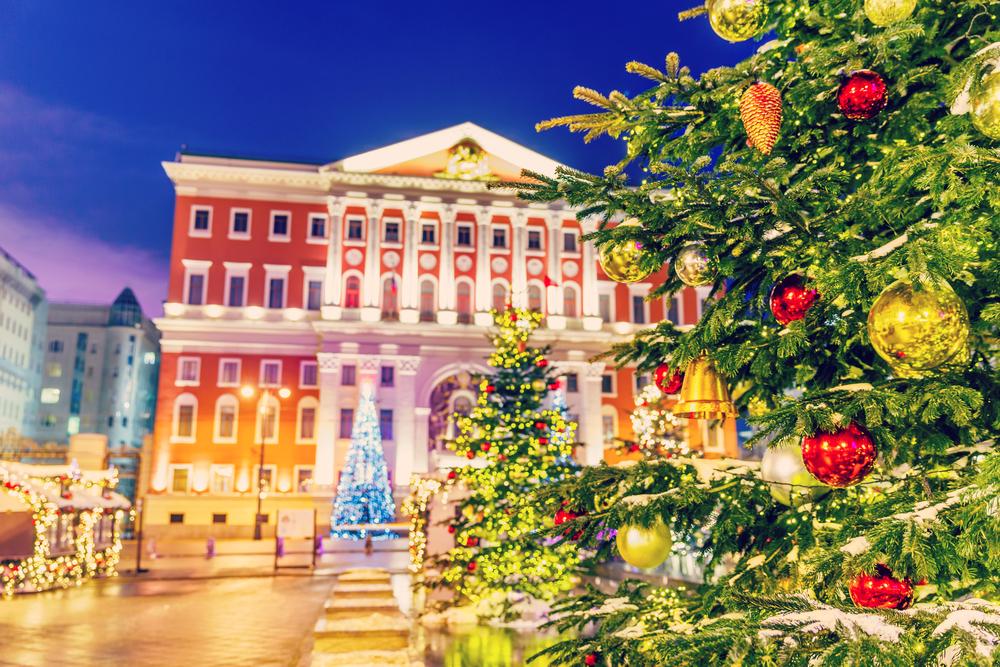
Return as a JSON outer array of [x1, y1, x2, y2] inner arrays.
[[241, 384, 290, 540]]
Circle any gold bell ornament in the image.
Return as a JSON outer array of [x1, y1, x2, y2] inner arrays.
[[599, 218, 656, 284], [673, 356, 738, 420], [867, 277, 970, 374]]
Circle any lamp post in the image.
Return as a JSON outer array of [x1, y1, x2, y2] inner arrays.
[[242, 384, 291, 540]]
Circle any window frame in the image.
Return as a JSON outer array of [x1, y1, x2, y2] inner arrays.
[[341, 364, 356, 387], [253, 464, 278, 492], [254, 395, 281, 444], [299, 361, 318, 389], [306, 212, 330, 244], [293, 465, 314, 493], [339, 408, 354, 439], [526, 227, 544, 252], [562, 230, 581, 255], [263, 264, 291, 310], [380, 365, 394, 388], [169, 464, 192, 493], [171, 394, 198, 444], [490, 224, 509, 250], [296, 396, 319, 444], [302, 266, 325, 312], [214, 395, 239, 444], [379, 409, 393, 441], [268, 210, 292, 242], [456, 224, 474, 249], [181, 259, 212, 307], [566, 373, 579, 393], [344, 215, 366, 245], [176, 356, 201, 387], [381, 217, 403, 247], [189, 205, 213, 238], [259, 359, 283, 388], [218, 358, 242, 387], [601, 373, 617, 396], [419, 219, 440, 248], [229, 208, 252, 240], [210, 464, 235, 493]]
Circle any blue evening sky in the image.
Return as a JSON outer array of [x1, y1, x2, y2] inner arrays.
[[0, 1, 758, 315]]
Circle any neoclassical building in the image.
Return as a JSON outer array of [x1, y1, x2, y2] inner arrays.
[[146, 123, 730, 537]]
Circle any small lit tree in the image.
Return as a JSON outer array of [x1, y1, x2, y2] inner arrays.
[[618, 383, 693, 460]]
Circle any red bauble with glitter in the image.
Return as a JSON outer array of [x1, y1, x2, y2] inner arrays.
[[849, 564, 914, 610], [447, 525, 456, 534], [548, 383, 559, 390], [585, 654, 599, 667], [555, 509, 585, 539], [801, 421, 877, 488], [481, 443, 490, 452], [468, 562, 477, 572], [447, 470, 456, 480], [653, 363, 684, 394], [838, 70, 888, 121], [770, 274, 820, 326], [539, 437, 549, 445], [466, 451, 475, 460], [535, 421, 547, 429], [467, 537, 480, 547], [485, 385, 496, 393], [498, 454, 507, 461], [536, 359, 548, 368]]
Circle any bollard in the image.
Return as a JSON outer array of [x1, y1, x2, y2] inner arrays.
[[206, 536, 216, 559]]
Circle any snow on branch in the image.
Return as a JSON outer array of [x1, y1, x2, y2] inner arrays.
[[759, 598, 906, 643], [850, 233, 909, 263]]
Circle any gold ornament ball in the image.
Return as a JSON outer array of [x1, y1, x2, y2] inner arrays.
[[616, 520, 673, 569], [868, 278, 970, 373], [863, 0, 916, 26], [708, 0, 768, 42], [970, 70, 1000, 140], [674, 244, 716, 287], [531, 379, 547, 392], [600, 218, 655, 284]]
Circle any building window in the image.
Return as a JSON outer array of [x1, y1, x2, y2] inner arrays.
[[384, 221, 399, 242], [228, 276, 244, 307], [457, 283, 471, 322], [260, 405, 277, 441], [220, 360, 241, 386], [272, 214, 289, 237], [637, 374, 650, 391], [347, 218, 363, 240], [307, 281, 322, 311], [633, 296, 646, 324], [310, 216, 327, 238], [123, 416, 129, 427], [232, 211, 249, 235], [421, 224, 436, 244], [301, 363, 318, 387], [457, 225, 472, 246], [599, 294, 612, 323], [340, 409, 354, 438], [492, 284, 507, 311], [342, 365, 356, 386], [528, 285, 542, 312], [178, 357, 200, 385], [345, 277, 360, 308], [380, 409, 393, 440], [177, 405, 194, 437], [213, 514, 227, 524], [666, 297, 680, 325], [601, 375, 613, 394], [170, 467, 189, 492], [528, 230, 541, 250], [382, 278, 398, 317], [42, 415, 57, 427], [268, 279, 284, 309], [262, 361, 281, 386], [563, 232, 577, 252], [602, 415, 616, 445], [493, 228, 507, 248], [297, 468, 313, 493], [420, 281, 435, 320], [564, 286, 578, 318], [219, 406, 235, 438], [170, 513, 184, 523], [381, 366, 394, 387], [566, 373, 579, 393], [40, 388, 60, 404], [46, 363, 62, 377], [108, 415, 114, 427], [300, 407, 315, 440], [48, 340, 64, 353], [193, 209, 210, 232], [188, 274, 204, 305], [257, 467, 274, 492], [212, 465, 233, 493]]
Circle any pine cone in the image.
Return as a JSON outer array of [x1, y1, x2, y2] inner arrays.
[[740, 83, 782, 155]]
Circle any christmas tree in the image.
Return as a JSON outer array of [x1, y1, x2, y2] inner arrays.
[[487, 1, 1000, 663], [620, 382, 693, 461], [427, 307, 580, 619], [330, 383, 396, 540]]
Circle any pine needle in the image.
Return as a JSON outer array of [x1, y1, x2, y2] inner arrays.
[[573, 86, 614, 110], [626, 61, 669, 82], [678, 2, 709, 21]]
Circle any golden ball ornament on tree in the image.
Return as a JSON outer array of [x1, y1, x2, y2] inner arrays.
[[531, 379, 548, 392], [599, 218, 656, 284], [969, 70, 1000, 140], [740, 83, 782, 155], [863, 0, 916, 26], [707, 0, 768, 42], [616, 519, 673, 569], [674, 244, 716, 287], [867, 277, 970, 373]]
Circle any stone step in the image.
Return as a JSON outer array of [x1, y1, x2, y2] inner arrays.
[[331, 583, 395, 599], [313, 614, 410, 654], [309, 649, 411, 667], [325, 596, 402, 620], [338, 567, 392, 584]]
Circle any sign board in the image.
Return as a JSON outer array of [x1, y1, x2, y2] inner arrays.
[[276, 509, 315, 539]]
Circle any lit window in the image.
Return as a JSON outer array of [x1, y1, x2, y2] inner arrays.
[[602, 415, 616, 445], [212, 465, 233, 493], [67, 416, 80, 436], [171, 468, 189, 493], [46, 363, 62, 377], [41, 388, 60, 404], [345, 277, 360, 308]]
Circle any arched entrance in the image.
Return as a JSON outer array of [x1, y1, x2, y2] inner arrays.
[[428, 373, 478, 453]]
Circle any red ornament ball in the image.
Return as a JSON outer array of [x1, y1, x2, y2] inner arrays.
[[849, 564, 914, 610], [536, 421, 547, 429], [838, 69, 888, 121], [485, 385, 496, 393], [447, 525, 456, 534], [498, 454, 507, 461], [467, 537, 480, 547], [466, 451, 476, 460], [654, 363, 684, 394], [801, 421, 877, 488], [447, 470, 457, 480], [554, 509, 584, 539], [481, 443, 491, 452], [770, 273, 820, 326], [548, 383, 559, 390], [585, 654, 599, 667], [468, 562, 477, 572], [536, 359, 548, 367], [538, 437, 549, 445]]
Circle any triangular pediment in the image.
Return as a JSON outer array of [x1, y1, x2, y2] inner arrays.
[[328, 122, 563, 181]]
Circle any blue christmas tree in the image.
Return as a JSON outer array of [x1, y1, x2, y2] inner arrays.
[[330, 383, 397, 540], [551, 386, 576, 468]]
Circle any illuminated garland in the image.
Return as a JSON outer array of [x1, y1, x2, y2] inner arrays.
[[622, 384, 697, 460], [402, 475, 446, 573]]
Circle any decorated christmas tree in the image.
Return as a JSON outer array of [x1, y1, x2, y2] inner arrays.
[[620, 381, 693, 461], [487, 0, 1000, 663], [330, 383, 396, 540], [426, 307, 580, 619]]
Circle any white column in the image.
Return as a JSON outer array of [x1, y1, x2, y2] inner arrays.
[[580, 215, 602, 330], [323, 197, 346, 320], [314, 352, 342, 488], [394, 356, 420, 485], [362, 199, 384, 313], [547, 211, 564, 316], [582, 361, 606, 466], [438, 205, 456, 317], [510, 209, 527, 309], [414, 406, 431, 473], [400, 202, 421, 323], [474, 206, 493, 325]]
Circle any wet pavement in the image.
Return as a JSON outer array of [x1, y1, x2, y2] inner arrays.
[[0, 576, 333, 667]]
